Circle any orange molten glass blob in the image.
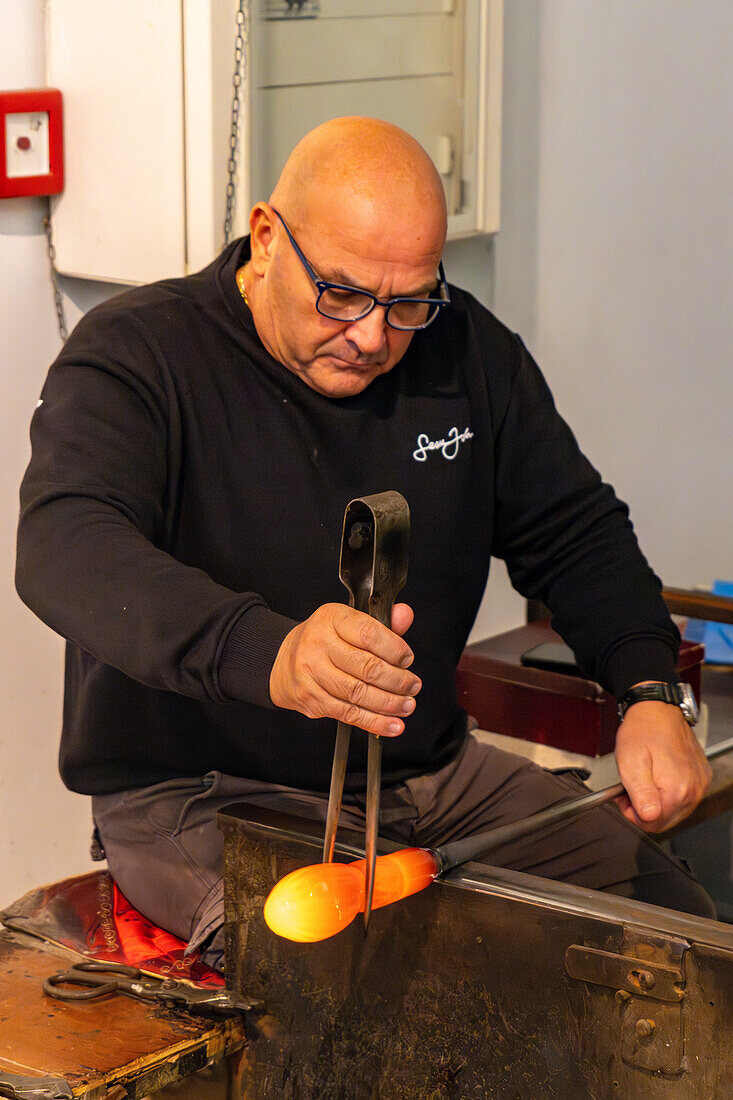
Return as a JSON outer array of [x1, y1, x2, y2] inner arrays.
[[263, 848, 439, 943]]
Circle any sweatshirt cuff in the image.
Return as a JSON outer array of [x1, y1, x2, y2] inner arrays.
[[218, 604, 298, 707], [600, 636, 679, 700]]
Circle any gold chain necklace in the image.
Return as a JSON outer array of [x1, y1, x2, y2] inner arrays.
[[235, 265, 249, 306]]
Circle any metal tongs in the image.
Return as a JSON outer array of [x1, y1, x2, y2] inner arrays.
[[43, 960, 261, 1017], [322, 491, 410, 931]]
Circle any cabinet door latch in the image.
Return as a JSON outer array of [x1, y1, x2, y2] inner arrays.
[[566, 936, 687, 1074]]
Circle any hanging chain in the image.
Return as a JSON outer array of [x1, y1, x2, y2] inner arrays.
[[223, 0, 250, 249], [42, 198, 69, 344]]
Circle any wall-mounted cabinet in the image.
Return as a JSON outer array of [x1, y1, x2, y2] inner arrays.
[[47, 0, 502, 284]]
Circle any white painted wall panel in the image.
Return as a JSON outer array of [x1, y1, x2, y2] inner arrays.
[[47, 0, 187, 284]]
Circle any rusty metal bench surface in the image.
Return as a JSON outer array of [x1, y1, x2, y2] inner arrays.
[[219, 803, 733, 1100]]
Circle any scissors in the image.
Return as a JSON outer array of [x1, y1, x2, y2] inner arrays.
[[322, 491, 410, 931], [43, 961, 261, 1017]]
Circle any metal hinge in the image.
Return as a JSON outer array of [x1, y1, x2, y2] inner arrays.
[[566, 931, 688, 1074]]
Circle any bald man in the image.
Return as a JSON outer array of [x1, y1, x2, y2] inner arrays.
[[17, 118, 714, 969]]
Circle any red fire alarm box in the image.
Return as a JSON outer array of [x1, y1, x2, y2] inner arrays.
[[0, 88, 64, 199]]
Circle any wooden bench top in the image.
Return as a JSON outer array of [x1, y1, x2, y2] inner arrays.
[[0, 932, 246, 1098]]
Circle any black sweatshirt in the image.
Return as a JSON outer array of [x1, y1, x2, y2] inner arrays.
[[16, 238, 679, 795]]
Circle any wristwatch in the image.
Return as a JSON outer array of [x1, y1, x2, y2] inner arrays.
[[617, 681, 699, 726]]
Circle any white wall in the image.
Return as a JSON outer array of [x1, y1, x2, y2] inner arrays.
[[0, 0, 97, 907], [1, 1, 730, 905], [503, 0, 732, 588], [472, 0, 732, 640]]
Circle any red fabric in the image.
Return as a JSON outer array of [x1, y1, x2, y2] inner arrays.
[[0, 871, 223, 988]]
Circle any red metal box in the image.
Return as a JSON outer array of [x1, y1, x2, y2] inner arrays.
[[456, 620, 704, 757]]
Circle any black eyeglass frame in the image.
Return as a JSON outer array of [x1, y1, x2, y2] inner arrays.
[[271, 207, 450, 331]]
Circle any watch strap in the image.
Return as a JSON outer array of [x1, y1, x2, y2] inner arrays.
[[617, 681, 698, 725]]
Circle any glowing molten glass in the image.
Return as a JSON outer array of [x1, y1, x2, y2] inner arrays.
[[263, 848, 439, 942]]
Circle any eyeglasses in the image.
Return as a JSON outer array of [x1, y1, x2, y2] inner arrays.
[[271, 207, 450, 331]]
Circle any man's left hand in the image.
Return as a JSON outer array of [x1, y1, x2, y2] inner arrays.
[[614, 702, 712, 832]]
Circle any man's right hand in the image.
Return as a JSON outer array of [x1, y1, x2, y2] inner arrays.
[[269, 603, 420, 736]]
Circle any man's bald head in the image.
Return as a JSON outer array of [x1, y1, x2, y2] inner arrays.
[[269, 117, 447, 253], [244, 118, 449, 398]]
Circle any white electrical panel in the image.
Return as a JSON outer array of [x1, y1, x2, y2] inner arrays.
[[250, 1, 465, 218], [46, 0, 502, 284]]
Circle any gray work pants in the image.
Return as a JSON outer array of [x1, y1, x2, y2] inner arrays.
[[91, 734, 715, 972]]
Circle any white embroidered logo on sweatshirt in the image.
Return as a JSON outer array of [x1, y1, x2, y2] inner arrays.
[[413, 426, 474, 462]]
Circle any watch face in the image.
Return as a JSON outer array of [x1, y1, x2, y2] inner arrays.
[[677, 682, 700, 725]]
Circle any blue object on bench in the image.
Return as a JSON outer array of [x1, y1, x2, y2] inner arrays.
[[686, 581, 733, 664]]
